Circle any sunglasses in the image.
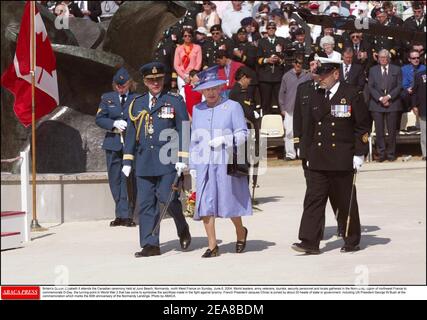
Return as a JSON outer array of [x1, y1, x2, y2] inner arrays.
[[410, 57, 420, 60], [267, 27, 276, 30], [351, 35, 360, 38], [211, 32, 220, 35], [183, 34, 192, 38]]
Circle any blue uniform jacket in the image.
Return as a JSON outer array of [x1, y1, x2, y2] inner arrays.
[[123, 91, 190, 177], [95, 91, 137, 151]]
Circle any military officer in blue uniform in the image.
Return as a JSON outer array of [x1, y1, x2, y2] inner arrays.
[[122, 62, 192, 257], [95, 67, 137, 227]]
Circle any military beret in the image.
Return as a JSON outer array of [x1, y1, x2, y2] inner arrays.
[[237, 27, 247, 34], [267, 21, 277, 28], [139, 62, 166, 79], [309, 2, 320, 10], [210, 24, 222, 33], [240, 17, 254, 27], [113, 67, 130, 85]]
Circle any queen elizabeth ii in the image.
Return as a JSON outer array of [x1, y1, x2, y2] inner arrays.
[[189, 66, 252, 258]]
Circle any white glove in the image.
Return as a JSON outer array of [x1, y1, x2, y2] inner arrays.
[[253, 110, 260, 119], [122, 165, 131, 177], [189, 169, 197, 179], [208, 136, 227, 148], [353, 155, 364, 171], [175, 162, 187, 176], [113, 120, 127, 132]]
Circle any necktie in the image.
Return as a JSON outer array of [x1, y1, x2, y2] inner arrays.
[[151, 96, 157, 109], [344, 64, 349, 80], [382, 65, 387, 77], [270, 38, 274, 44], [354, 44, 359, 55], [326, 90, 332, 100], [120, 94, 126, 106]]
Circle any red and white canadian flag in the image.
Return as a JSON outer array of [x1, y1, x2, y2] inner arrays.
[[1, 1, 59, 127]]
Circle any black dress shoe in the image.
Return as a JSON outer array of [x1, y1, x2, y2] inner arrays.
[[201, 245, 219, 258], [291, 242, 320, 254], [377, 156, 386, 163], [236, 227, 248, 253], [179, 227, 191, 250], [123, 218, 136, 227], [340, 245, 360, 253], [135, 245, 161, 258], [110, 218, 123, 227]]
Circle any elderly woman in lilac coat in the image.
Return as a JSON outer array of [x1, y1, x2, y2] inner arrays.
[[189, 66, 252, 258]]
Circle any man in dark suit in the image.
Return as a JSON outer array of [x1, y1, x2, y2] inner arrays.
[[292, 57, 371, 254], [339, 47, 366, 92], [368, 49, 403, 162]]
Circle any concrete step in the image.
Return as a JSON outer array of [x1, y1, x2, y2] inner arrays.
[[1, 231, 23, 250], [1, 211, 26, 250]]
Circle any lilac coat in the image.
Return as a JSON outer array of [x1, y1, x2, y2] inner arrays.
[[189, 98, 253, 220]]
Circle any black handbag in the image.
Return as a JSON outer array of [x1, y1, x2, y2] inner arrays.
[[227, 143, 249, 177]]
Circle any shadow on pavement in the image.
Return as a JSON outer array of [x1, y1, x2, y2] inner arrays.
[[31, 233, 56, 241], [160, 237, 223, 254], [323, 225, 381, 241], [322, 234, 391, 253], [218, 240, 276, 254], [255, 196, 284, 205]]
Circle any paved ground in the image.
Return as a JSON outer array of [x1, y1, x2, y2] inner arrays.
[[1, 160, 425, 285]]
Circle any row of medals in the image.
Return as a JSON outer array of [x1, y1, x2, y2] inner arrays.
[[147, 106, 175, 134]]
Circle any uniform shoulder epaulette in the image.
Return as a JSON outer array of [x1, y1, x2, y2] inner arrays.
[[101, 91, 114, 99], [167, 91, 184, 100]]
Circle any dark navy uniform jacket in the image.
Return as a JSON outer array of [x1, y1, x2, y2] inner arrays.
[[306, 82, 371, 171], [293, 79, 317, 160], [95, 91, 137, 151], [123, 91, 190, 177], [256, 36, 291, 82]]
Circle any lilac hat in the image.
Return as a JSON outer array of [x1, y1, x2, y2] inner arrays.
[[193, 66, 227, 91]]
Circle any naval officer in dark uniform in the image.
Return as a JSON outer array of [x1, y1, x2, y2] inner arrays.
[[293, 56, 342, 238], [122, 62, 192, 257], [95, 67, 137, 227], [292, 57, 371, 254]]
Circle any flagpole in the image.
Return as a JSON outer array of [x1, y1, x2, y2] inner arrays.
[[30, 1, 47, 232]]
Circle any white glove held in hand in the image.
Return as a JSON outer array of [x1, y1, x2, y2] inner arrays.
[[114, 120, 127, 131], [122, 165, 131, 177], [253, 111, 260, 119], [208, 136, 227, 148], [353, 155, 364, 171], [189, 169, 197, 179], [175, 162, 187, 176]]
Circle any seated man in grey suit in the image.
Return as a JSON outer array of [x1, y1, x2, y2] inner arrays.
[[368, 49, 402, 162]]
